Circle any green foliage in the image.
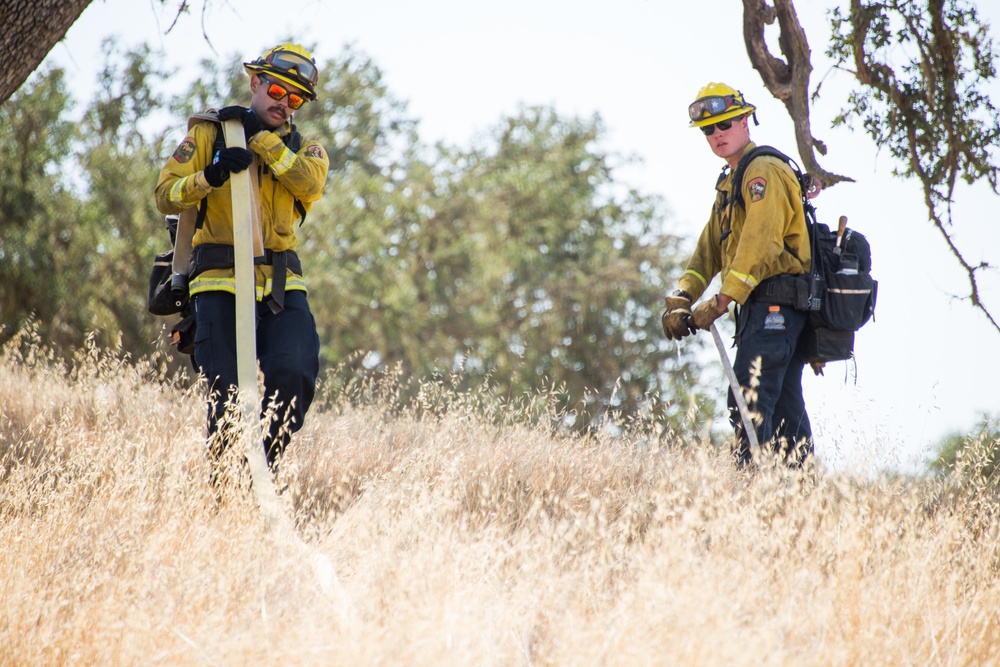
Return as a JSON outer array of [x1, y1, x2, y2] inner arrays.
[[77, 40, 173, 355], [828, 0, 999, 190], [291, 48, 710, 430], [170, 53, 247, 120], [932, 413, 1000, 480], [0, 40, 171, 357], [826, 0, 1000, 331], [0, 68, 84, 350], [429, 107, 697, 428]]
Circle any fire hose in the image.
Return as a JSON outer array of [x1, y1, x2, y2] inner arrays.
[[224, 119, 351, 621], [709, 322, 760, 451]]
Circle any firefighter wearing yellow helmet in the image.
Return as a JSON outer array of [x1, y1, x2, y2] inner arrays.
[[661, 82, 816, 467], [154, 43, 329, 481], [243, 43, 320, 101], [686, 82, 757, 127]]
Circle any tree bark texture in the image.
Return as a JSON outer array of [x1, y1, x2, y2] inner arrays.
[[742, 0, 854, 188], [0, 0, 93, 105]]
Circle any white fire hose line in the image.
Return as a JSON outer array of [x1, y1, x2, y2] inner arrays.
[[710, 322, 760, 451], [224, 119, 353, 623]]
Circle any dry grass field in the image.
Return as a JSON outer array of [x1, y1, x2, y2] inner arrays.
[[2, 336, 999, 666]]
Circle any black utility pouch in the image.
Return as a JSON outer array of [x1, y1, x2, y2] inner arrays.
[[794, 272, 824, 312], [803, 326, 855, 364], [170, 314, 197, 356], [815, 272, 877, 331], [148, 250, 189, 316]]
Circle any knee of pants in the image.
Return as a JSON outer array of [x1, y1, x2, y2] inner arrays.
[[263, 366, 316, 421], [259, 349, 319, 427]]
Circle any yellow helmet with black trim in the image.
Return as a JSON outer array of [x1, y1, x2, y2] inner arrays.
[[688, 82, 756, 127], [244, 43, 319, 100]]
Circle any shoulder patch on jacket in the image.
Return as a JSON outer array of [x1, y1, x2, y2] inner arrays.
[[305, 145, 325, 159], [172, 138, 197, 164], [747, 176, 767, 202]]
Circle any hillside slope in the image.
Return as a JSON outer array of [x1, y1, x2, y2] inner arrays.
[[1, 339, 998, 665]]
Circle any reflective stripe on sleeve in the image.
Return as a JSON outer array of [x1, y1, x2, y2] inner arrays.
[[728, 270, 758, 289], [270, 145, 295, 176], [683, 269, 708, 288], [168, 176, 192, 204]]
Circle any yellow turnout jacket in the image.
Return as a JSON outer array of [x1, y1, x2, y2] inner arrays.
[[678, 142, 811, 305], [154, 112, 329, 298]]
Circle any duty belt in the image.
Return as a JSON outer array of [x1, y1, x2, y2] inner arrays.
[[189, 243, 302, 312], [750, 273, 801, 307]]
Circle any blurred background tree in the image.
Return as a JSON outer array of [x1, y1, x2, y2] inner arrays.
[[0, 67, 87, 352], [2, 0, 997, 457], [0, 40, 170, 355], [932, 413, 1000, 480]]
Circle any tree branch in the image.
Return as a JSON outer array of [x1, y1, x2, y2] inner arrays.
[[0, 0, 94, 105], [845, 0, 999, 334], [742, 0, 855, 189], [923, 184, 1000, 334]]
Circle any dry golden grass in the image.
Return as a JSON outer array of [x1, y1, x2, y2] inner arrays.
[[2, 335, 999, 666]]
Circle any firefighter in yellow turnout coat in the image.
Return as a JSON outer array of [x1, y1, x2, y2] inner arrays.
[[662, 83, 815, 466], [155, 43, 329, 476], [677, 148, 811, 306]]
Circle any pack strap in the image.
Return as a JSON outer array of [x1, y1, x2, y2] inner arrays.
[[170, 208, 198, 294], [194, 122, 228, 230], [730, 145, 794, 210]]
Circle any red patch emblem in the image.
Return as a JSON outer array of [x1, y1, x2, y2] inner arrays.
[[748, 177, 767, 202], [172, 139, 197, 164]]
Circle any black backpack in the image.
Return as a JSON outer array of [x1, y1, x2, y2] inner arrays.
[[731, 146, 878, 364]]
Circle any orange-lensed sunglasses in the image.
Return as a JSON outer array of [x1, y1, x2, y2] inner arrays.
[[261, 75, 306, 110]]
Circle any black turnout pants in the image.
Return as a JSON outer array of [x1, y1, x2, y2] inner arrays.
[[192, 290, 320, 471], [730, 299, 813, 466]]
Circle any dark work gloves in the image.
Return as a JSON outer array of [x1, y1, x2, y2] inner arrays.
[[218, 106, 264, 142], [690, 295, 727, 331], [661, 291, 695, 340], [203, 147, 254, 187]]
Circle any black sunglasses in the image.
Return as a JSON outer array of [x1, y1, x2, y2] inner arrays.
[[700, 119, 734, 136]]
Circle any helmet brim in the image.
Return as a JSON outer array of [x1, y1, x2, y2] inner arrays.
[[689, 107, 755, 128], [244, 64, 318, 100]]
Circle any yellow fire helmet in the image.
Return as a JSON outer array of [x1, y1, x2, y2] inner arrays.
[[244, 43, 320, 100], [688, 82, 757, 128]]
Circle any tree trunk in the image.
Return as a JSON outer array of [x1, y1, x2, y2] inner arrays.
[[742, 0, 854, 188], [0, 0, 93, 105]]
